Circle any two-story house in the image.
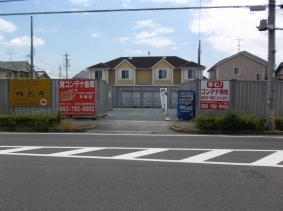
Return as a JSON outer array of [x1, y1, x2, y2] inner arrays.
[[276, 62, 283, 80], [0, 61, 34, 79], [87, 56, 205, 85], [207, 51, 267, 80]]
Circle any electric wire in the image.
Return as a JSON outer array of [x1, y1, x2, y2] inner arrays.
[[0, 5, 269, 16], [0, 0, 32, 3]]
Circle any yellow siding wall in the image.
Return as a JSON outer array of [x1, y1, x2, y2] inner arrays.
[[153, 60, 172, 85], [173, 69, 181, 84], [136, 69, 152, 85], [108, 69, 115, 84], [116, 61, 134, 85]]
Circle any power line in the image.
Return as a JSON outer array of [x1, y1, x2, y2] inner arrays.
[[0, 5, 269, 16], [0, 0, 31, 3]]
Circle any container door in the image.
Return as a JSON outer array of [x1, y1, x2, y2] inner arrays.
[[143, 92, 152, 107], [132, 92, 141, 107], [121, 91, 131, 107]]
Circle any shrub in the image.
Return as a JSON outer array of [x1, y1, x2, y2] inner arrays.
[[196, 109, 266, 131], [0, 114, 61, 132], [276, 118, 283, 131]]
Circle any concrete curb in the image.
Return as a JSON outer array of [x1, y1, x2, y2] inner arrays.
[[170, 126, 283, 135]]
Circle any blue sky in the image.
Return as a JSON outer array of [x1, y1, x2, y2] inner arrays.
[[0, 0, 283, 78]]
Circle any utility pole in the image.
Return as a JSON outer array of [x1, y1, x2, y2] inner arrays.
[[30, 16, 34, 79], [266, 0, 276, 131], [237, 37, 243, 52], [58, 64, 62, 79], [63, 52, 70, 79], [197, 40, 201, 79]]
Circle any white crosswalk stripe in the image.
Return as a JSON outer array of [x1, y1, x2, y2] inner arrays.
[[0, 146, 282, 168], [113, 148, 169, 159], [180, 149, 233, 162]]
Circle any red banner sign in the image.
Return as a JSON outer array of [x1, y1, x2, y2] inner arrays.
[[200, 80, 230, 110], [59, 80, 96, 116]]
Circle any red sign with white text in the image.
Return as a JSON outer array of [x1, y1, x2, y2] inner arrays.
[[59, 80, 96, 116], [200, 81, 230, 110]]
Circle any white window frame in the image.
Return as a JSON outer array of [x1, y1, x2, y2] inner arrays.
[[5, 71, 12, 78], [188, 69, 197, 79], [118, 69, 132, 80], [158, 69, 167, 79], [18, 73, 24, 78], [234, 67, 241, 75], [94, 70, 102, 79], [256, 73, 263, 81]]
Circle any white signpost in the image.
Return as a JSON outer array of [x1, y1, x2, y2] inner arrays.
[[160, 88, 170, 120], [200, 81, 230, 110]]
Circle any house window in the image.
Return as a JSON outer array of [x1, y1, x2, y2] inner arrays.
[[6, 72, 11, 78], [234, 67, 241, 75], [121, 70, 129, 79], [159, 69, 167, 79], [256, 73, 263, 80], [94, 71, 102, 79], [188, 70, 197, 79], [19, 73, 24, 78]]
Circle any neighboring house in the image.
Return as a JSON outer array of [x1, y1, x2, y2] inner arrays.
[[72, 70, 89, 79], [207, 51, 267, 81], [87, 56, 205, 85], [0, 61, 35, 79], [275, 62, 283, 80], [36, 71, 51, 79]]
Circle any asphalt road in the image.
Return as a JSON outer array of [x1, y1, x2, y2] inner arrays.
[[0, 133, 282, 211]]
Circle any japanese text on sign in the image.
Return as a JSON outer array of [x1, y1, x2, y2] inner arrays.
[[200, 81, 230, 110], [59, 80, 96, 116], [10, 79, 50, 107]]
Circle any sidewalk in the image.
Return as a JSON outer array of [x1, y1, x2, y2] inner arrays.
[[75, 108, 196, 134], [86, 119, 195, 134]]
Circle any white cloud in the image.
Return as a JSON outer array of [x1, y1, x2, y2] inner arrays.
[[92, 33, 100, 37], [2, 36, 44, 47], [189, 0, 283, 64], [117, 36, 131, 44], [118, 20, 174, 48], [125, 49, 144, 54], [135, 37, 173, 48], [134, 20, 161, 29], [123, 0, 133, 8], [0, 34, 3, 41], [69, 0, 92, 6], [142, 0, 195, 3], [169, 46, 179, 50], [0, 18, 18, 33]]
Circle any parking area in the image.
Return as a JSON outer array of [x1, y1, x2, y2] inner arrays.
[[84, 108, 195, 134], [103, 108, 178, 121]]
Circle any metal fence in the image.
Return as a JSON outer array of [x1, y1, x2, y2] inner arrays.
[[180, 79, 283, 118], [112, 85, 180, 108], [0, 79, 110, 118]]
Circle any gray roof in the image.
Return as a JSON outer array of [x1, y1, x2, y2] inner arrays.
[[0, 61, 31, 72], [73, 70, 89, 79], [87, 56, 205, 69]]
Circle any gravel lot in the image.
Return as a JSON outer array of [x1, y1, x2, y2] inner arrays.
[[103, 108, 178, 121]]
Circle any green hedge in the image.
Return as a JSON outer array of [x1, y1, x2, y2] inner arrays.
[[195, 110, 266, 131], [276, 118, 283, 131], [0, 111, 61, 132]]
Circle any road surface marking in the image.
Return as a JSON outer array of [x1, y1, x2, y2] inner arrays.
[[180, 150, 233, 162], [48, 147, 105, 156], [251, 151, 283, 166], [0, 147, 42, 154], [0, 146, 282, 168], [113, 148, 169, 159]]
